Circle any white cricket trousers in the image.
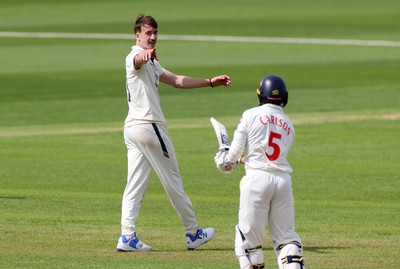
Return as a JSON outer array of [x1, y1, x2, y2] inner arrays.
[[121, 123, 199, 236], [238, 170, 302, 252]]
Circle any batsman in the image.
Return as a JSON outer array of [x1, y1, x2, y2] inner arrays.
[[214, 75, 305, 269]]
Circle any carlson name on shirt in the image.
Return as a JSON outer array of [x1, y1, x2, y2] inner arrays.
[[259, 115, 293, 136]]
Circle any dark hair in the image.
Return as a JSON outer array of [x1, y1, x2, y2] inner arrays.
[[134, 14, 158, 33]]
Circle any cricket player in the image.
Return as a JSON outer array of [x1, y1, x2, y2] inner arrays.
[[116, 14, 231, 252], [215, 75, 305, 268]]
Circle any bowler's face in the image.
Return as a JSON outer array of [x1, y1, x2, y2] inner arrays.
[[136, 25, 158, 49]]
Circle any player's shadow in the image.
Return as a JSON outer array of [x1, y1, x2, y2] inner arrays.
[[0, 196, 26, 199], [303, 245, 350, 254], [163, 245, 348, 253]]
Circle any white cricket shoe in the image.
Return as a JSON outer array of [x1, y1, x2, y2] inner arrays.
[[116, 234, 153, 252], [186, 227, 215, 250]]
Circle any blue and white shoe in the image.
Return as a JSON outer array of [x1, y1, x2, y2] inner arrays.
[[186, 227, 215, 250], [116, 234, 153, 252]]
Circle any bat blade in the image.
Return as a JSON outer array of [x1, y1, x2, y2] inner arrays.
[[210, 117, 230, 149]]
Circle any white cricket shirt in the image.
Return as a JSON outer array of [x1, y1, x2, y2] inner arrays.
[[227, 103, 295, 173], [124, 46, 166, 127]]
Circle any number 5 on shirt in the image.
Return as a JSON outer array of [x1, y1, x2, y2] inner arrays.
[[266, 131, 281, 161]]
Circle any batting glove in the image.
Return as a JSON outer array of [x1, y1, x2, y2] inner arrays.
[[214, 150, 237, 174]]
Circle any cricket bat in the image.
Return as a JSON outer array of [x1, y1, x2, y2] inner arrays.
[[210, 117, 230, 150]]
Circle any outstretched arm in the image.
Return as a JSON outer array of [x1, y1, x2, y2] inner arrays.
[[160, 70, 231, 89], [134, 48, 159, 70]]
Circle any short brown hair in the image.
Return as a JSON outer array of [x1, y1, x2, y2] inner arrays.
[[134, 14, 158, 33]]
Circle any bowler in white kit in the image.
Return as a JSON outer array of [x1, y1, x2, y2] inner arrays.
[[215, 75, 305, 268], [116, 14, 231, 252]]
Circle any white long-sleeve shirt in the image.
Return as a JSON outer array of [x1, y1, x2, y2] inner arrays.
[[124, 46, 166, 127], [227, 103, 295, 174]]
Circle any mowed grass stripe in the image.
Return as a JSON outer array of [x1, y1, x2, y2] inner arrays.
[[1, 31, 400, 47], [0, 111, 398, 138]]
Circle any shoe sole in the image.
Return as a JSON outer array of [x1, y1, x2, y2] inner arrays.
[[116, 247, 153, 252]]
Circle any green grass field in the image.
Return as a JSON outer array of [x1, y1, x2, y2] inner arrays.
[[1, 0, 399, 268]]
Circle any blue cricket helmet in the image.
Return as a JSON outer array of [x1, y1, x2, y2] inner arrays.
[[257, 75, 288, 107]]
